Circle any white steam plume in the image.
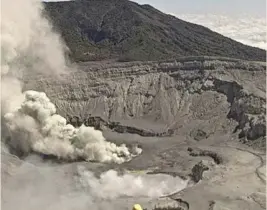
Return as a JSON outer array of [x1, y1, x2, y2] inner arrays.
[[2, 160, 188, 210], [1, 0, 141, 163], [77, 166, 188, 200], [4, 90, 141, 163], [1, 1, 184, 209], [1, 0, 68, 77], [1, 0, 68, 114]]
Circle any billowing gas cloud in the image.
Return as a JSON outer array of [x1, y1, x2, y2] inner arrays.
[[1, 0, 141, 163], [4, 90, 141, 163], [1, 0, 68, 115], [1, 0, 68, 76], [2, 159, 188, 210], [76, 166, 188, 199], [1, 1, 185, 209]]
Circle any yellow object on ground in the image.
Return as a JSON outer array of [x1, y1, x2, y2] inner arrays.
[[132, 204, 143, 210]]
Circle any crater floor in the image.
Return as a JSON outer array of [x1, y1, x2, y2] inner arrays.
[[2, 57, 266, 210]]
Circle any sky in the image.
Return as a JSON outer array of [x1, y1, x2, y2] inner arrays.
[[133, 0, 266, 17]]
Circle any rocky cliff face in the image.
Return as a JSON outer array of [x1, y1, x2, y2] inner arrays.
[[23, 56, 266, 146]]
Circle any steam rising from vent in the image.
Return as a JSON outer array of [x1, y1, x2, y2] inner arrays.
[[4, 90, 141, 163], [1, 0, 68, 114], [1, 0, 68, 77], [2, 161, 188, 210], [1, 0, 141, 163], [77, 166, 188, 199], [1, 1, 186, 209]]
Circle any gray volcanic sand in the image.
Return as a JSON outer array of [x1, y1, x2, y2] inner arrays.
[[2, 130, 266, 210]]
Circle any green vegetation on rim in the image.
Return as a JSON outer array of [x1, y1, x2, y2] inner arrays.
[[44, 0, 266, 62]]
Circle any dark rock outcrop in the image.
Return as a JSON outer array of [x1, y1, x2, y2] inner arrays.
[[190, 161, 209, 183], [67, 115, 174, 137], [188, 147, 223, 164]]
